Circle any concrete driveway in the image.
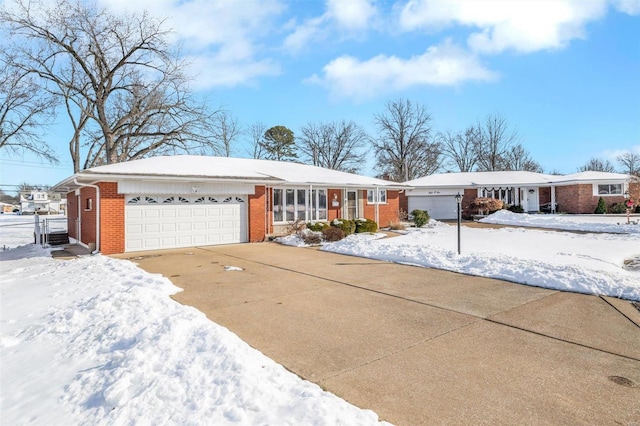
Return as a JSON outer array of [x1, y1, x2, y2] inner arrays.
[[115, 242, 640, 425]]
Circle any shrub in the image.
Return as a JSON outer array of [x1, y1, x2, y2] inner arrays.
[[594, 197, 607, 214], [411, 209, 429, 228], [355, 218, 378, 233], [331, 218, 356, 235], [306, 221, 330, 232], [472, 197, 503, 215], [609, 202, 627, 214], [285, 220, 306, 234], [299, 230, 323, 245], [636, 205, 640, 214], [322, 226, 345, 242], [508, 204, 524, 213]]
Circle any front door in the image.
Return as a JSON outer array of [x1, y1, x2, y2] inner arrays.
[[525, 188, 539, 212], [346, 190, 357, 219]]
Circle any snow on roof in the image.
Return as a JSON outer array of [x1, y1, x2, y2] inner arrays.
[[555, 171, 634, 183], [404, 170, 633, 188], [61, 155, 400, 187], [404, 171, 556, 187]]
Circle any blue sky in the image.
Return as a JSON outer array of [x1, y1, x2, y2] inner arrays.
[[1, 0, 639, 191]]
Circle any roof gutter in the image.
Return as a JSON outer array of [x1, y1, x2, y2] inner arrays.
[[73, 178, 100, 255]]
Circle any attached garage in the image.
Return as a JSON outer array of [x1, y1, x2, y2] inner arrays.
[[408, 195, 458, 220], [125, 194, 247, 252]]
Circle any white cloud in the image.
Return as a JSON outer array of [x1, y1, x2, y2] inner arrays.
[[613, 0, 640, 14], [283, 0, 378, 53], [326, 0, 377, 30], [98, 0, 285, 88], [603, 145, 640, 160], [308, 40, 497, 100], [397, 0, 635, 54]]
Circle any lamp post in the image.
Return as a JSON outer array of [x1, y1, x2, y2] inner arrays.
[[455, 192, 462, 254]]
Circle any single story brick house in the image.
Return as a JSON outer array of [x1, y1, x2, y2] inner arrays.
[[53, 155, 404, 254], [401, 171, 638, 220]]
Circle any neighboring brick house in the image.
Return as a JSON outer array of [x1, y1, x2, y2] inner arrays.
[[401, 171, 637, 220], [53, 156, 404, 255]]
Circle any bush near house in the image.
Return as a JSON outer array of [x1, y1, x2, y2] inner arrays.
[[410, 209, 430, 228], [594, 197, 607, 214], [322, 226, 345, 242], [472, 197, 504, 215], [331, 218, 356, 235], [609, 202, 627, 214], [508, 204, 524, 213], [355, 218, 378, 233], [306, 221, 330, 232]]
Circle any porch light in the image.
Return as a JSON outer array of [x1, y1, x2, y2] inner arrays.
[[455, 193, 462, 255]]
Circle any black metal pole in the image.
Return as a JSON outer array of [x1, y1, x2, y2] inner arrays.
[[457, 200, 461, 255]]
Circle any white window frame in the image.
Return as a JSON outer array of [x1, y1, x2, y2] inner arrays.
[[594, 183, 623, 196], [480, 187, 515, 205], [272, 188, 327, 223], [367, 189, 387, 204]]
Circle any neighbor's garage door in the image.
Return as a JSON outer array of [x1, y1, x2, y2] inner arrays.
[[125, 194, 247, 252], [408, 196, 458, 220]]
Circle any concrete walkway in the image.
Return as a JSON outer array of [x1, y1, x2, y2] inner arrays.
[[115, 243, 640, 425]]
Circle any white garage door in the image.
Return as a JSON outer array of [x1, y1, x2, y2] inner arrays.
[[408, 196, 458, 220], [125, 194, 247, 252]]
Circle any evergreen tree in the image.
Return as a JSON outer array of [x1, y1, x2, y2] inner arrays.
[[260, 126, 297, 161], [594, 197, 607, 214]]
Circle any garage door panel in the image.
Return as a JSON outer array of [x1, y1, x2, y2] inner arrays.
[[409, 196, 457, 220], [144, 210, 160, 219], [125, 196, 247, 252]]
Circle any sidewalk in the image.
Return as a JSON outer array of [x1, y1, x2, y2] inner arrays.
[[117, 243, 640, 425]]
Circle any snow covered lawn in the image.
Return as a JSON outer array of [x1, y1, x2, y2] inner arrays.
[[480, 210, 640, 234], [0, 245, 387, 424], [317, 218, 640, 301]]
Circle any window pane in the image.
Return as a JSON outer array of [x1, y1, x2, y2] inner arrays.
[[612, 184, 622, 194], [273, 189, 283, 222], [380, 190, 387, 203], [286, 189, 295, 221], [367, 190, 374, 203], [318, 189, 327, 220], [297, 189, 306, 221]]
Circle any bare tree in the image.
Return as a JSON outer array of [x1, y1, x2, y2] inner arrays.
[[298, 120, 369, 173], [578, 157, 616, 173], [212, 110, 241, 157], [246, 121, 267, 159], [373, 98, 441, 181], [2, 0, 221, 172], [474, 113, 520, 171], [0, 51, 57, 162], [617, 152, 640, 176], [503, 144, 543, 172], [438, 127, 478, 172]]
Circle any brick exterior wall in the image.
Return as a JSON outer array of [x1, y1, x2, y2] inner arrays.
[[248, 185, 266, 242], [361, 190, 400, 226], [99, 182, 125, 255], [555, 183, 630, 214], [461, 188, 477, 219], [539, 187, 551, 205], [399, 191, 408, 215]]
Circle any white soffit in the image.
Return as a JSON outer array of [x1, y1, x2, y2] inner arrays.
[[118, 181, 255, 195]]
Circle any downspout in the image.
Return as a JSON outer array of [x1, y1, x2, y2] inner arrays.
[[551, 185, 556, 214], [73, 179, 100, 254]]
